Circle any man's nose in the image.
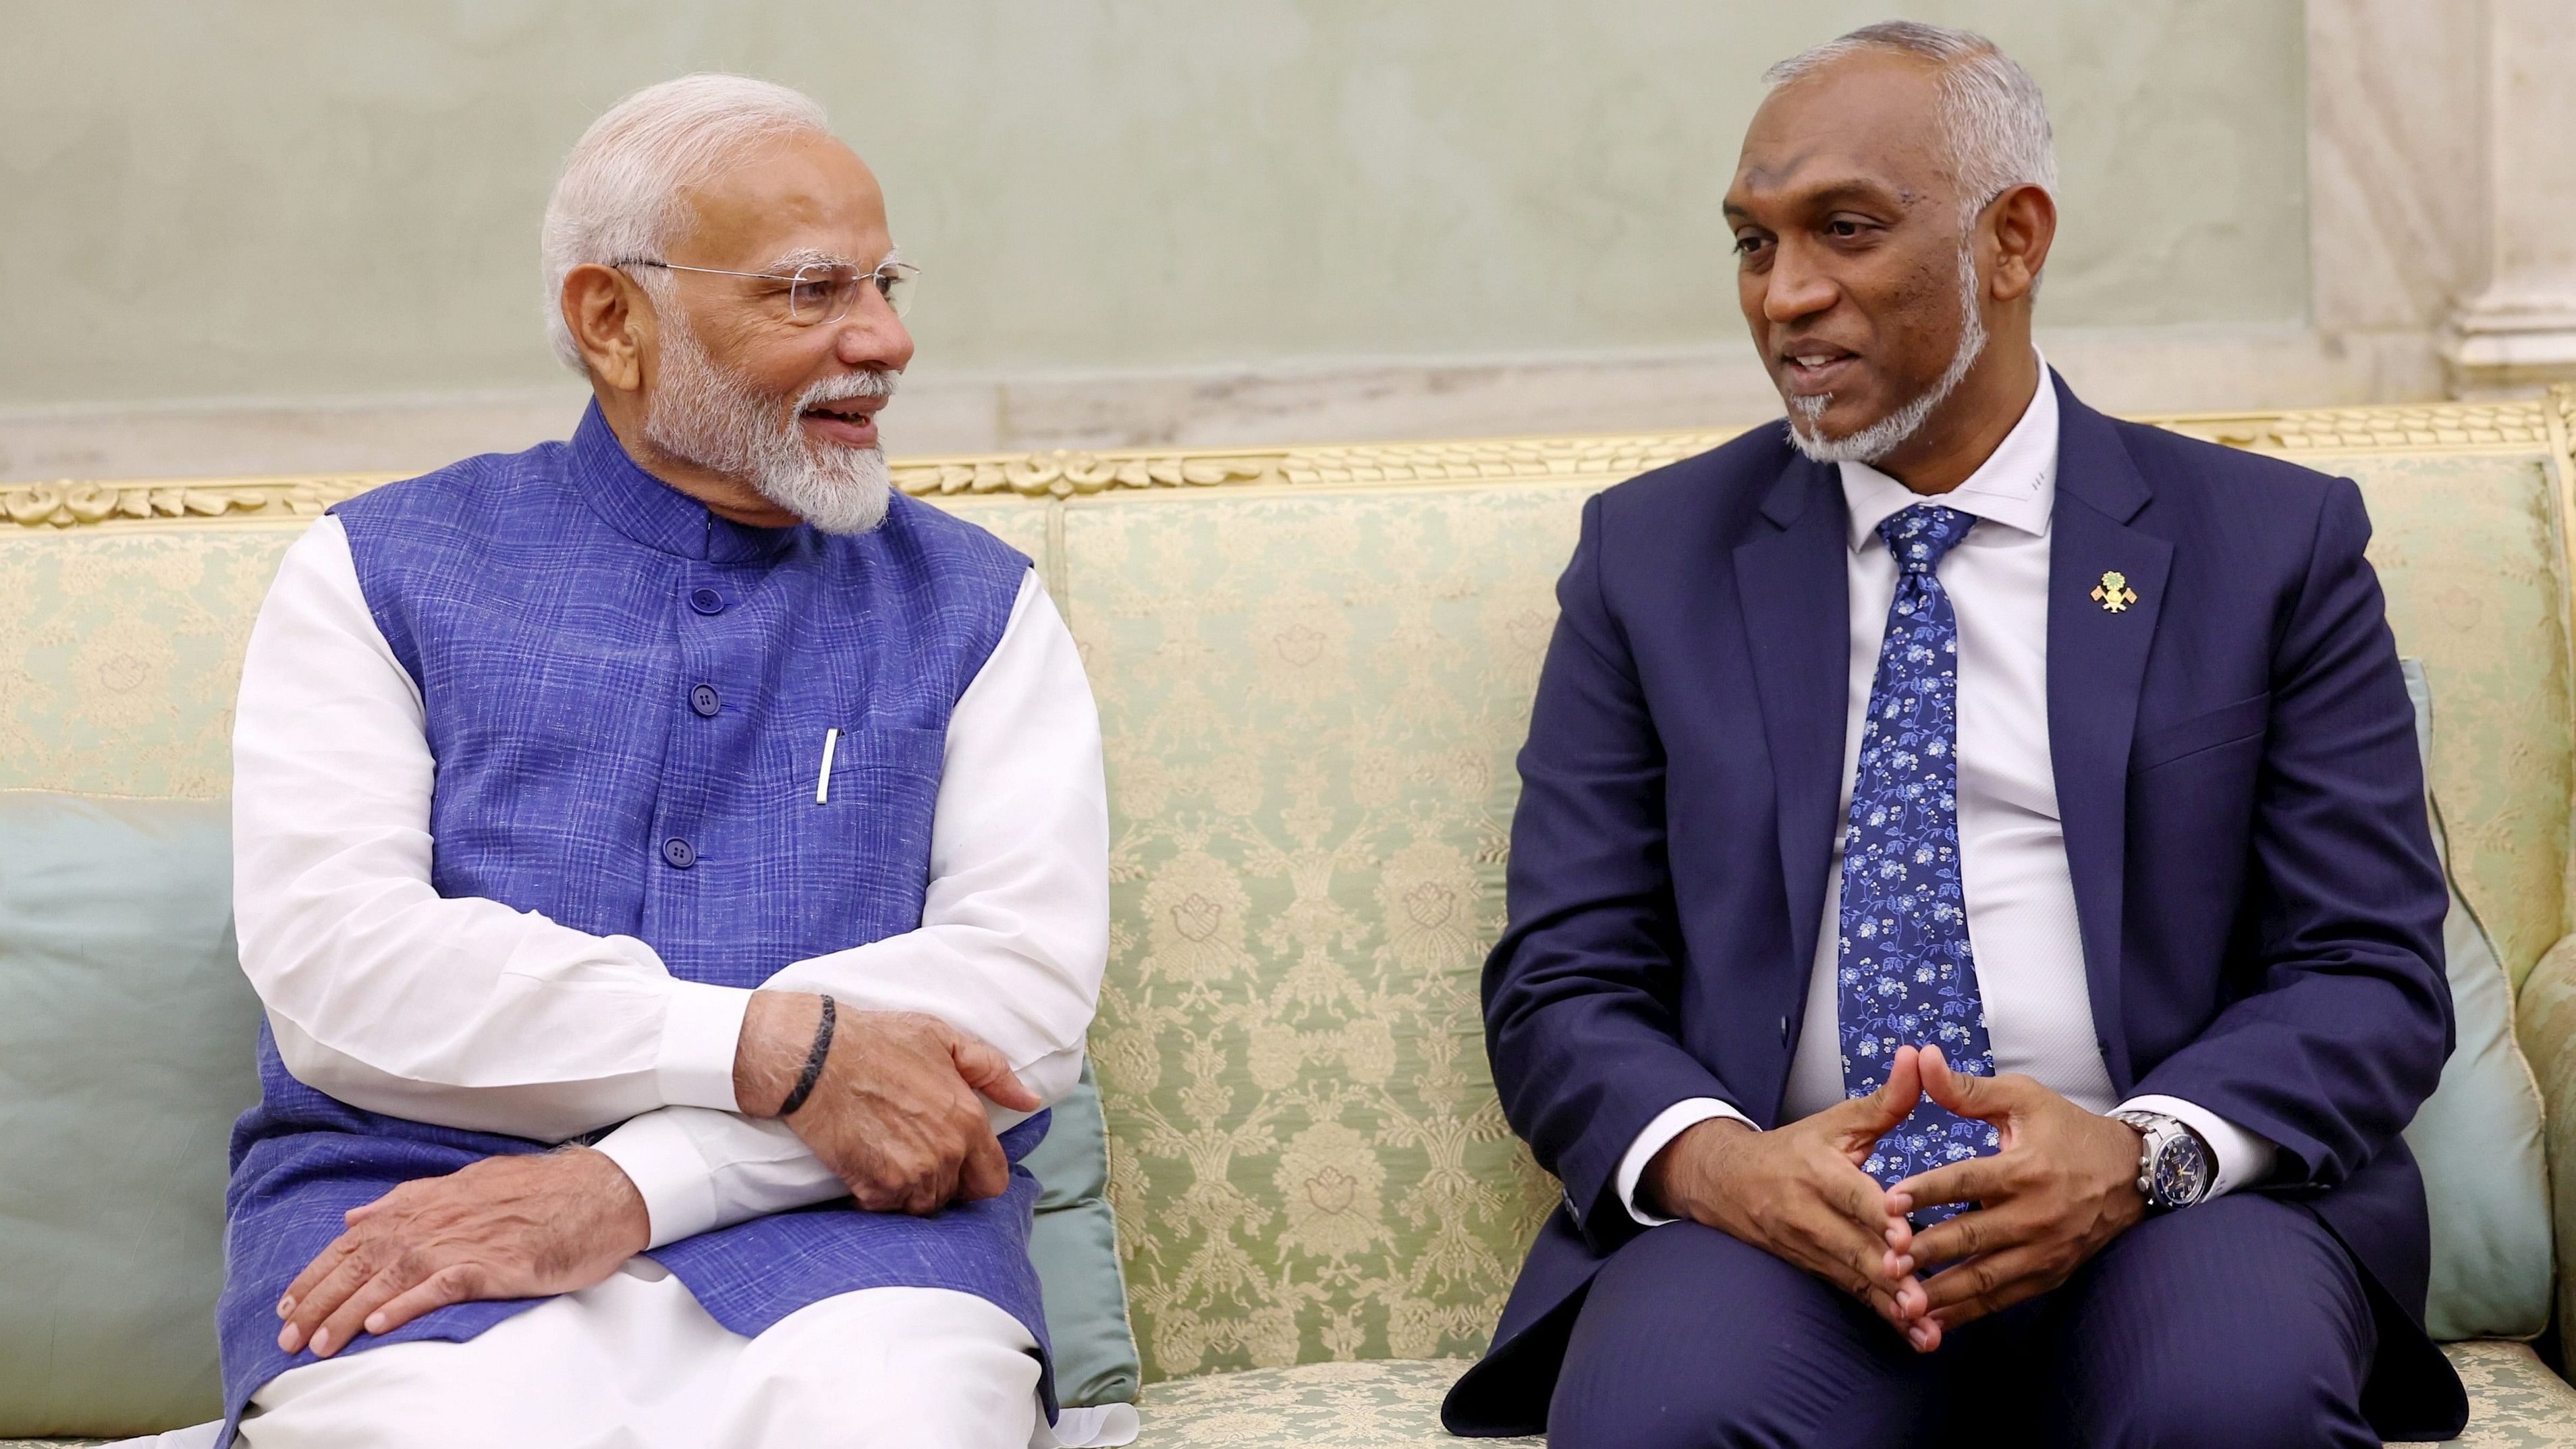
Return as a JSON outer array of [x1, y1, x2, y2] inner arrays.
[[1762, 240, 1838, 325], [833, 296, 914, 372]]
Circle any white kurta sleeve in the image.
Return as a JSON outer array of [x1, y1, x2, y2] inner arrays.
[[233, 518, 750, 1145], [590, 568, 1109, 1246]]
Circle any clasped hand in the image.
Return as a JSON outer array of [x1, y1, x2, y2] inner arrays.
[[1643, 1043, 2145, 1354], [276, 994, 1035, 1359]]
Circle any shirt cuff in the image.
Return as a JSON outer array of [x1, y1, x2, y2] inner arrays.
[[1616, 1097, 1753, 1226], [589, 1110, 719, 1249], [657, 979, 751, 1112], [2114, 1093, 2280, 1198]]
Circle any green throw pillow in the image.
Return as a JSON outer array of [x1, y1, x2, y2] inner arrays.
[[1026, 1062, 1143, 1406], [0, 791, 248, 1438], [0, 789, 1138, 1438], [2398, 661, 2554, 1340]]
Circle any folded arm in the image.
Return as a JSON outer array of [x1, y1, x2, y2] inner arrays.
[[595, 571, 1110, 1244], [240, 522, 1108, 1245]]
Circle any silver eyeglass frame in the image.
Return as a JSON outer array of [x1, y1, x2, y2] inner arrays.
[[611, 256, 921, 323]]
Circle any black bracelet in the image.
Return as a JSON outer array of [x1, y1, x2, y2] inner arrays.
[[775, 994, 837, 1117]]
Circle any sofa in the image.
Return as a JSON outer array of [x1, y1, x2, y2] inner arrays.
[[7, 393, 2576, 1446]]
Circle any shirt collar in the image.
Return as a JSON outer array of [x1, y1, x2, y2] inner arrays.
[[568, 400, 804, 564], [1839, 348, 2058, 553]]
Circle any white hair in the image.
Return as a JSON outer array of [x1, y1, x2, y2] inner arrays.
[[541, 74, 833, 371], [1763, 21, 2057, 225]]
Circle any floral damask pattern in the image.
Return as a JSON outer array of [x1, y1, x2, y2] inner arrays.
[[1059, 484, 1579, 1381], [2326, 454, 2575, 988]]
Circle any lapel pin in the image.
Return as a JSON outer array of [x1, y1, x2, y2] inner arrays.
[[2090, 570, 2139, 613]]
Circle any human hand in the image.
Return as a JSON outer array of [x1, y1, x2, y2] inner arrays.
[[275, 1147, 647, 1359], [1642, 1045, 1931, 1338], [1884, 1045, 2147, 1348], [734, 992, 1042, 1215]]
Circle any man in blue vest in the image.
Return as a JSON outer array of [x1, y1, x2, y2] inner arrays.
[[1445, 22, 2467, 1448], [213, 75, 1126, 1448]]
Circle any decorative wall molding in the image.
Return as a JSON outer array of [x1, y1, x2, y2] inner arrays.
[[7, 393, 2571, 530]]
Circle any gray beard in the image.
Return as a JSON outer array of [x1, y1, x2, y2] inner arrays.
[[642, 318, 896, 536], [1787, 241, 1990, 466]]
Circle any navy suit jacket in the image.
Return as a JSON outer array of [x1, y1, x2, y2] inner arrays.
[[1446, 378, 2467, 1440]]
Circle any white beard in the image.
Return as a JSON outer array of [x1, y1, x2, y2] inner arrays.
[[642, 317, 896, 536], [1787, 240, 1990, 466]]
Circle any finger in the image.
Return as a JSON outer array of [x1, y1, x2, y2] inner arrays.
[[957, 1128, 1012, 1202], [1829, 1164, 1907, 1242], [277, 1233, 361, 1321], [948, 1033, 1041, 1113], [1904, 1203, 2041, 1269], [1917, 1242, 2058, 1319], [1861, 1046, 1924, 1133], [279, 1243, 380, 1353], [1918, 1048, 2015, 1126], [1891, 1155, 2012, 1211], [364, 1261, 490, 1338], [310, 1260, 420, 1359]]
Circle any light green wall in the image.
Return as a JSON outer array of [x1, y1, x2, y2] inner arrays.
[[0, 0, 2307, 407]]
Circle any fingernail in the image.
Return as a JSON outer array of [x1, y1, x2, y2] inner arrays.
[[277, 1325, 300, 1352], [276, 1296, 294, 1319], [365, 1313, 385, 1334], [1894, 1256, 1915, 1276], [311, 1328, 332, 1356]]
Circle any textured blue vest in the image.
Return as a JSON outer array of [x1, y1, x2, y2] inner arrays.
[[217, 405, 1049, 1433]]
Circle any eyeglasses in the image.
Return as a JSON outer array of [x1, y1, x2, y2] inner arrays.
[[615, 256, 920, 323]]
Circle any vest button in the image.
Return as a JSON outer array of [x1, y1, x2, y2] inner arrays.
[[690, 684, 721, 717], [661, 837, 696, 869], [688, 588, 725, 615]]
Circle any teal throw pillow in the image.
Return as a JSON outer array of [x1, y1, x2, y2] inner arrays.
[[2398, 661, 2554, 1340], [0, 790, 249, 1438]]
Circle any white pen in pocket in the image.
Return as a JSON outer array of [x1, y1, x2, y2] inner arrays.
[[816, 727, 840, 804]]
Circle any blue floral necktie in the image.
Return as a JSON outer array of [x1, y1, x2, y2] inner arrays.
[[1837, 504, 1999, 1219]]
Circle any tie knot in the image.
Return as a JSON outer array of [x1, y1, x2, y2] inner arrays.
[[1878, 504, 1975, 576]]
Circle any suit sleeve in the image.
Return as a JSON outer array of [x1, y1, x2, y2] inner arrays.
[[2127, 477, 2453, 1186], [1484, 491, 1744, 1251]]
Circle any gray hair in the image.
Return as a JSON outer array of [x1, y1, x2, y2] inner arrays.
[[1763, 22, 2056, 225], [541, 74, 833, 372]]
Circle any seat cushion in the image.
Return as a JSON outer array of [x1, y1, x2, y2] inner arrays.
[[1120, 1343, 2575, 1446]]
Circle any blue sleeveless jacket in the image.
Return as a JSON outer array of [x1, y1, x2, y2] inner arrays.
[[217, 405, 1050, 1434]]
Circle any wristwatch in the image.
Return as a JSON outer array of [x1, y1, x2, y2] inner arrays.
[[2108, 1110, 2212, 1210]]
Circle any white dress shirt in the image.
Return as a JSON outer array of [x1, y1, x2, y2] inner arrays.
[[233, 515, 1109, 1249], [1616, 358, 2276, 1224]]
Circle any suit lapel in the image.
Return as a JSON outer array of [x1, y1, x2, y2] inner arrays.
[[1734, 457, 1852, 1018], [2045, 380, 2171, 1091]]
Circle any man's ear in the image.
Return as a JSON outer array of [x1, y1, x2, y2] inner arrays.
[[562, 263, 653, 395], [1984, 183, 2057, 304]]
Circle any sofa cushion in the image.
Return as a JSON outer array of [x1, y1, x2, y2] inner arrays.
[[1060, 482, 1585, 1382], [0, 792, 248, 1438], [1026, 1063, 1145, 1405], [1114, 1342, 2575, 1446], [2400, 661, 2554, 1341]]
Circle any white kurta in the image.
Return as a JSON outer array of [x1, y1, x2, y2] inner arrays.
[[155, 515, 1136, 1448]]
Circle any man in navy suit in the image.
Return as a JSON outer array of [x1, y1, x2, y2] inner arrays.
[[1444, 21, 2467, 1447]]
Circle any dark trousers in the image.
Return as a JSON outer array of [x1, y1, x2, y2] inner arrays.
[[1548, 1193, 2380, 1449]]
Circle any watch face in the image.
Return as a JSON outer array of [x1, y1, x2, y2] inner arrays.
[[2152, 1134, 2210, 1205]]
